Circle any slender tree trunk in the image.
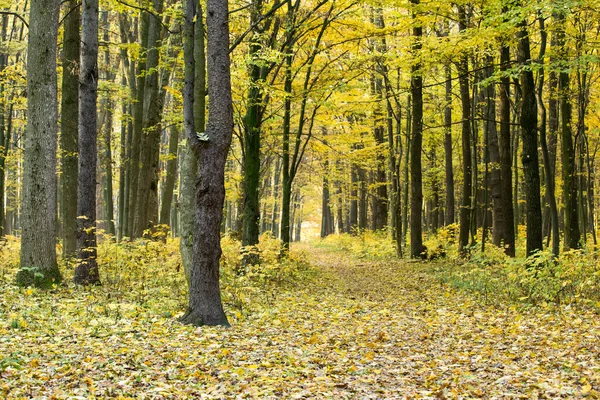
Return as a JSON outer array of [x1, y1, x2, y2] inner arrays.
[[18, 0, 63, 287], [537, 14, 560, 257], [179, 0, 230, 327], [350, 161, 358, 230], [444, 64, 455, 226], [499, 40, 515, 257], [402, 97, 411, 248], [457, 6, 472, 256], [270, 158, 281, 237], [181, 0, 205, 281], [517, 8, 543, 256], [159, 125, 180, 226], [134, 0, 164, 237], [409, 0, 424, 258], [553, 12, 580, 250], [74, 0, 100, 285], [370, 9, 388, 231], [358, 166, 367, 231], [127, 14, 149, 238], [100, 12, 115, 237], [59, 0, 80, 255], [321, 163, 332, 238], [483, 58, 503, 246], [118, 14, 136, 240], [280, 40, 293, 248], [0, 15, 6, 237]]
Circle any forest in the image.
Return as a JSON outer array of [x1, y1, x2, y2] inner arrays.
[[2, 0, 600, 397]]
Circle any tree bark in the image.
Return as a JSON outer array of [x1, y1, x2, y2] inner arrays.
[[517, 8, 543, 256], [180, 0, 205, 281], [444, 64, 455, 226], [74, 0, 100, 285], [59, 0, 80, 256], [457, 6, 472, 256], [179, 0, 230, 327], [556, 11, 580, 250], [409, 0, 424, 258], [537, 14, 560, 257], [483, 57, 503, 247], [159, 125, 180, 226], [18, 0, 63, 287], [499, 37, 515, 256], [134, 0, 164, 238]]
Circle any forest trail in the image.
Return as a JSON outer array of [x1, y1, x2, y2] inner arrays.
[[297, 244, 600, 398], [2, 244, 600, 399]]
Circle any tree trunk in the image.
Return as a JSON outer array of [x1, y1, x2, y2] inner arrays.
[[74, 0, 100, 285], [457, 6, 472, 256], [134, 0, 164, 237], [179, 0, 230, 327], [484, 58, 503, 247], [320, 163, 332, 238], [370, 9, 388, 231], [127, 14, 149, 238], [18, 0, 63, 287], [499, 39, 515, 257], [270, 158, 281, 237], [444, 64, 455, 226], [100, 11, 115, 237], [59, 0, 79, 256], [517, 8, 543, 256], [409, 0, 424, 258], [180, 0, 205, 281], [159, 125, 180, 226], [537, 14, 560, 257], [350, 161, 358, 230], [0, 15, 6, 237], [555, 12, 580, 250]]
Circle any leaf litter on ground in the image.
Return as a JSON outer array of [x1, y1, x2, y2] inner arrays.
[[1, 237, 600, 398]]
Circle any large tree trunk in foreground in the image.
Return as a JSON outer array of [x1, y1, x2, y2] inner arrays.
[[179, 0, 230, 327], [74, 0, 100, 284], [18, 0, 62, 287]]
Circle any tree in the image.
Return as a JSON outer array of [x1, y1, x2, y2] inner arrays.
[[179, 0, 230, 327], [74, 0, 100, 285], [457, 5, 472, 256], [60, 0, 80, 257], [180, 0, 206, 281], [133, 0, 165, 238], [556, 9, 580, 250], [498, 18, 515, 257], [409, 0, 424, 258], [516, 1, 542, 257], [17, 0, 62, 287]]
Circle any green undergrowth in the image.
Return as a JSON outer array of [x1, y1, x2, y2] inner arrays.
[[318, 229, 600, 311], [0, 232, 315, 333]]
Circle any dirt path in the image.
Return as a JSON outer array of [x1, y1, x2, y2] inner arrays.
[[296, 245, 600, 398]]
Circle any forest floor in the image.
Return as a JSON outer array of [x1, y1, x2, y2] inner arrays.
[[1, 240, 600, 398]]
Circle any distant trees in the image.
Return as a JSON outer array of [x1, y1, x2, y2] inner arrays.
[[6, 0, 600, 291]]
